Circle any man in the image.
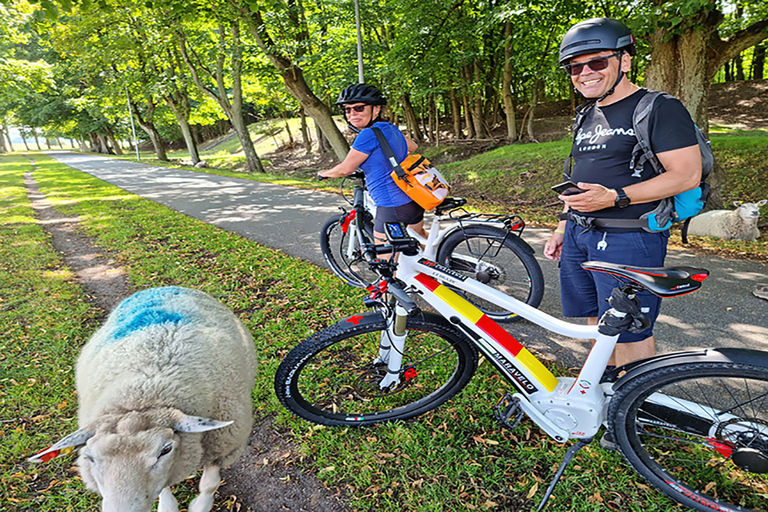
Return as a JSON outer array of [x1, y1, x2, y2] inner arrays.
[[543, 18, 702, 368]]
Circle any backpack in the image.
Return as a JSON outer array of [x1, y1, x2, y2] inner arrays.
[[564, 89, 713, 233]]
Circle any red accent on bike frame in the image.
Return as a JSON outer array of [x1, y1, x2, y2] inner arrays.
[[414, 273, 440, 291], [415, 273, 524, 357], [403, 367, 417, 381], [340, 210, 357, 233], [346, 314, 364, 325], [476, 315, 524, 357], [706, 438, 735, 458]]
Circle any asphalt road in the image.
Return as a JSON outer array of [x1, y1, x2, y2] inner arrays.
[[45, 151, 768, 367]]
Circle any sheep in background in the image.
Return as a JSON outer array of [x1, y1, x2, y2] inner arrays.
[[29, 287, 257, 512], [686, 200, 766, 241]]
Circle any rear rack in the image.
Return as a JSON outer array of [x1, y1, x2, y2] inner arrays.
[[447, 208, 526, 237]]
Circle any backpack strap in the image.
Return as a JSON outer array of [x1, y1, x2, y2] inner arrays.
[[371, 127, 407, 182], [629, 90, 668, 177], [563, 101, 596, 180]]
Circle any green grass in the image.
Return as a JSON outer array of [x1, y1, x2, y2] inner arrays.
[[0, 153, 689, 511]]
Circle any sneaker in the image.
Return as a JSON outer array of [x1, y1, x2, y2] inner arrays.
[[754, 285, 768, 301], [600, 431, 618, 451]]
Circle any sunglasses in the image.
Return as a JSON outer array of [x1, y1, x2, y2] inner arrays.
[[340, 104, 369, 114], [562, 52, 621, 76]]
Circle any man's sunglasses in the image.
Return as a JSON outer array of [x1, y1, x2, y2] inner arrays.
[[340, 104, 369, 114], [562, 52, 621, 76]]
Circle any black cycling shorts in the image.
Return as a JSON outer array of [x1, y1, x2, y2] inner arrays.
[[374, 201, 425, 233]]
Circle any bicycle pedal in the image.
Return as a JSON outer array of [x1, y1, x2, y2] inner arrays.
[[493, 392, 524, 430]]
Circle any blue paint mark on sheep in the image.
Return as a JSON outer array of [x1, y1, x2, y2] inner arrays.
[[109, 287, 194, 341]]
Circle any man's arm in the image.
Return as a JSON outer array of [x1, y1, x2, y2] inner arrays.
[[562, 144, 701, 212]]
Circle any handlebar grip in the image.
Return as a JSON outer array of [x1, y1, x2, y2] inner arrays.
[[316, 173, 328, 181]]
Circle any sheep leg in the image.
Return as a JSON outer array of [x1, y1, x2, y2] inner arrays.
[[188, 464, 222, 512], [157, 487, 179, 512]]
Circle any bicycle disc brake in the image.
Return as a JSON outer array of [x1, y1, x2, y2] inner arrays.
[[715, 417, 768, 473]]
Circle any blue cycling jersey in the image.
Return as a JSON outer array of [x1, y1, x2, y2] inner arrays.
[[352, 122, 412, 207]]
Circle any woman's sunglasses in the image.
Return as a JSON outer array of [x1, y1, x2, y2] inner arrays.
[[340, 104, 369, 114], [562, 52, 621, 76]]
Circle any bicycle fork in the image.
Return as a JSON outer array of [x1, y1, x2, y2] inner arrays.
[[373, 306, 409, 391]]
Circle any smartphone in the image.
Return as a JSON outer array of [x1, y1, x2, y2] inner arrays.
[[551, 181, 584, 196]]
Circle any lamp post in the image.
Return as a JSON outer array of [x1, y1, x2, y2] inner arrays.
[[354, 0, 364, 82], [125, 87, 140, 161]]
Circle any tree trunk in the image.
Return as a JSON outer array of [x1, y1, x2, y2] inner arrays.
[[282, 112, 295, 145], [20, 129, 30, 151], [502, 21, 518, 142], [104, 125, 124, 155], [644, 7, 768, 208], [165, 93, 200, 165], [33, 130, 42, 150], [3, 125, 13, 151], [299, 110, 311, 153], [0, 126, 6, 153], [753, 43, 766, 79], [236, 6, 349, 161], [450, 87, 463, 139], [400, 94, 424, 142]]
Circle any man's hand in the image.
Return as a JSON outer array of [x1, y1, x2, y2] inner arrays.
[[544, 231, 564, 261], [561, 182, 618, 212]]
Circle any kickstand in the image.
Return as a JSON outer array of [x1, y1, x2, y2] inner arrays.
[[536, 437, 593, 511]]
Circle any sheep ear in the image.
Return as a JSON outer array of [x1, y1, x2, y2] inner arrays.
[[733, 201, 742, 207], [173, 414, 233, 433], [28, 428, 95, 463], [759, 199, 767, 206]]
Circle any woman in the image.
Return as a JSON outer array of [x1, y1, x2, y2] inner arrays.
[[318, 83, 427, 243]]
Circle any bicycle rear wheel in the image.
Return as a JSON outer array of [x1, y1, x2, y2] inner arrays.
[[274, 312, 478, 426], [436, 225, 544, 322], [320, 213, 377, 288], [609, 361, 768, 511]]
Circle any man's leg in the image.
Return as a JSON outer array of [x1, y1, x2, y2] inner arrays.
[[586, 317, 655, 367]]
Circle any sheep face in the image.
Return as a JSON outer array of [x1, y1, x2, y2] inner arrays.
[[79, 427, 178, 512], [734, 200, 766, 223]]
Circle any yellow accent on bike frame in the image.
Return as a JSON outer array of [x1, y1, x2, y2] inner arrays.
[[423, 275, 558, 392]]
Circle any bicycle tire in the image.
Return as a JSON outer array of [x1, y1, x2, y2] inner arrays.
[[436, 225, 544, 322], [320, 213, 377, 288], [275, 312, 478, 426], [609, 361, 768, 512]]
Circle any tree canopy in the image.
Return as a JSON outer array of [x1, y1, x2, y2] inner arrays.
[[1, 0, 767, 162]]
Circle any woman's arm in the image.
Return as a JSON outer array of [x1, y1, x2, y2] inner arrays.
[[318, 149, 370, 178]]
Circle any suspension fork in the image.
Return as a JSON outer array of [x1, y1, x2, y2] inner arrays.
[[374, 305, 409, 390]]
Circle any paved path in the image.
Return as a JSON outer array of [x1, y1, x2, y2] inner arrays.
[[45, 151, 768, 367]]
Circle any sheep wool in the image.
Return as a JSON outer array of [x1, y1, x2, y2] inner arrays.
[[30, 287, 257, 512], [686, 201, 766, 242]]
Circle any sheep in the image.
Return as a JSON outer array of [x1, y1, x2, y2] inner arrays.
[[29, 286, 257, 512], [685, 200, 766, 241]]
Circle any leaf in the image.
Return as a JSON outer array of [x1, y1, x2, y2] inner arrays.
[[527, 482, 538, 499]]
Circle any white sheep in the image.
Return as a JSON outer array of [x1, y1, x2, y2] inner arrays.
[[29, 286, 257, 512], [686, 200, 766, 241]]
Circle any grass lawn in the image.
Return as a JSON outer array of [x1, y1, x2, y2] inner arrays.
[[0, 153, 687, 511]]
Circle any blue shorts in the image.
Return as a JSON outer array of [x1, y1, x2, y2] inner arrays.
[[374, 201, 424, 232], [559, 222, 669, 343]]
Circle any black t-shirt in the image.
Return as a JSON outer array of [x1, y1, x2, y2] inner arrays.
[[570, 88, 698, 220]]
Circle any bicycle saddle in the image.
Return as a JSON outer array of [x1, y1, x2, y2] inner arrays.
[[582, 261, 710, 297], [435, 197, 467, 214]]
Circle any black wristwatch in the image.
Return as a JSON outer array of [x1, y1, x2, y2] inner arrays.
[[614, 188, 630, 208]]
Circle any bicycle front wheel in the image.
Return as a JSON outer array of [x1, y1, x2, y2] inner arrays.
[[609, 361, 768, 512], [320, 213, 377, 288], [436, 225, 544, 322], [274, 312, 478, 426]]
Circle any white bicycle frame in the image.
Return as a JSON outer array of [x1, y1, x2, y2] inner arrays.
[[373, 251, 758, 444], [342, 189, 508, 263]]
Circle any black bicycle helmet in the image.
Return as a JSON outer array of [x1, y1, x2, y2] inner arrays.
[[559, 18, 636, 65], [336, 83, 387, 106]]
